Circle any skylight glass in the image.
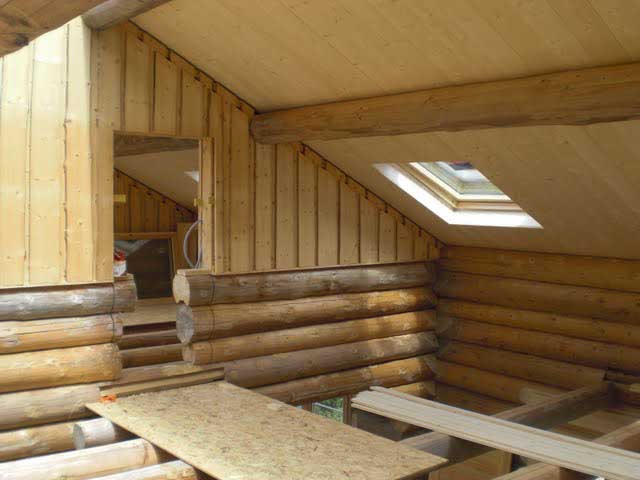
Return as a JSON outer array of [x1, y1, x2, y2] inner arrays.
[[374, 162, 542, 229]]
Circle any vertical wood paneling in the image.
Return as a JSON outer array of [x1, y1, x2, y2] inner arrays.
[[339, 182, 359, 264], [229, 106, 253, 272], [397, 222, 414, 261], [317, 166, 339, 265], [65, 19, 94, 283], [180, 72, 204, 137], [29, 27, 66, 285], [255, 143, 276, 271], [129, 184, 144, 232], [209, 90, 225, 273], [414, 232, 429, 260], [220, 89, 233, 272], [275, 144, 298, 269], [379, 211, 397, 262], [153, 53, 178, 134], [297, 153, 317, 267], [198, 138, 214, 269], [124, 32, 151, 132], [0, 45, 30, 286], [359, 199, 379, 264]]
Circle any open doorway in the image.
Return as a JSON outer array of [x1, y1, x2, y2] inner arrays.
[[113, 133, 201, 301]]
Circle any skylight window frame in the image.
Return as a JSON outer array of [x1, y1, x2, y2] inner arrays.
[[374, 163, 542, 229]]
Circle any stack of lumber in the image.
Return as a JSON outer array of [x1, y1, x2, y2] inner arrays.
[[0, 277, 136, 462], [434, 246, 640, 408], [116, 298, 182, 368], [174, 262, 440, 405]]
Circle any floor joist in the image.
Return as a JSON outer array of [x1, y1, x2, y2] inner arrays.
[[353, 387, 640, 480]]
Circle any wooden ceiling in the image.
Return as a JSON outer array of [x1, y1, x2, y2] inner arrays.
[[135, 0, 640, 259]]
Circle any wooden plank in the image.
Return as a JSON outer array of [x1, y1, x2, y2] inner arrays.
[[254, 143, 276, 270], [353, 388, 640, 480], [89, 382, 446, 479], [180, 72, 204, 137], [93, 25, 122, 281], [339, 182, 359, 265], [83, 0, 174, 30], [297, 153, 317, 267], [275, 144, 297, 269], [379, 211, 397, 263], [29, 26, 66, 285], [209, 90, 225, 273], [229, 106, 253, 272], [397, 222, 414, 262], [198, 138, 213, 269], [359, 197, 379, 264], [317, 166, 339, 265], [152, 53, 178, 135], [0, 41, 30, 286], [251, 62, 640, 143], [113, 134, 198, 157], [64, 22, 94, 283], [124, 32, 151, 133]]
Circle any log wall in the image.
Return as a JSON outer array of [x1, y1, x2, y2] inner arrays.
[[0, 277, 136, 461], [434, 246, 640, 407], [176, 262, 439, 405]]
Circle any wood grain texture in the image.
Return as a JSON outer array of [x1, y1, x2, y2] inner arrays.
[[89, 382, 447, 480], [354, 388, 640, 480]]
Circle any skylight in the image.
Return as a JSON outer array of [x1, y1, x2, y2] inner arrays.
[[375, 162, 541, 229]]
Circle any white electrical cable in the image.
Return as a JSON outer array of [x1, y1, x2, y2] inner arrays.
[[183, 219, 203, 269]]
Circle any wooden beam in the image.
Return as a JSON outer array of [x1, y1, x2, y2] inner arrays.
[[251, 62, 640, 144], [82, 0, 173, 30], [400, 383, 613, 467], [114, 134, 198, 157], [495, 421, 640, 480], [0, 0, 105, 56], [353, 387, 640, 480]]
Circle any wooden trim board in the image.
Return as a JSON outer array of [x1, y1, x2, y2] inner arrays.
[[88, 382, 446, 480], [353, 387, 640, 480]]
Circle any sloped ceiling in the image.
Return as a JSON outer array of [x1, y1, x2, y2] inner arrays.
[[115, 149, 199, 209], [134, 0, 640, 259]]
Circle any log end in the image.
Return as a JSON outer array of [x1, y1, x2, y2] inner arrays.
[[72, 423, 88, 449], [176, 304, 195, 344]]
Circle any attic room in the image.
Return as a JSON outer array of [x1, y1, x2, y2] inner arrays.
[[0, 1, 639, 479]]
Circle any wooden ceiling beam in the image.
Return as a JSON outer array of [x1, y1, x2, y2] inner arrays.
[[251, 62, 640, 144], [0, 0, 105, 56], [114, 134, 198, 157], [82, 0, 173, 30]]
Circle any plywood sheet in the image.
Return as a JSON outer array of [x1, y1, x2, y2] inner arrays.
[[89, 382, 446, 480]]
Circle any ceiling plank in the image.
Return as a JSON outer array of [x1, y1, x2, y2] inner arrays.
[[251, 62, 640, 144], [114, 134, 198, 157], [82, 0, 173, 30], [0, 0, 105, 56]]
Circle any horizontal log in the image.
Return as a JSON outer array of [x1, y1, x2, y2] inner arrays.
[[0, 343, 122, 393], [402, 383, 612, 466], [438, 299, 640, 348], [224, 332, 438, 388], [495, 421, 640, 480], [177, 287, 435, 343], [393, 381, 436, 399], [436, 384, 515, 416], [119, 329, 179, 350], [0, 439, 164, 480], [184, 310, 435, 364], [83, 0, 174, 30], [0, 384, 100, 431], [435, 271, 640, 325], [120, 344, 182, 368], [0, 279, 136, 321], [173, 261, 436, 306], [0, 421, 75, 462], [86, 461, 198, 480], [74, 418, 133, 449], [439, 317, 640, 374], [0, 314, 123, 354], [112, 361, 213, 385], [434, 360, 564, 404], [256, 355, 436, 405], [438, 341, 605, 389], [439, 246, 640, 293], [251, 62, 640, 143]]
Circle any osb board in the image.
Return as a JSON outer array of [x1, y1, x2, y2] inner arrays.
[[88, 382, 446, 480]]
